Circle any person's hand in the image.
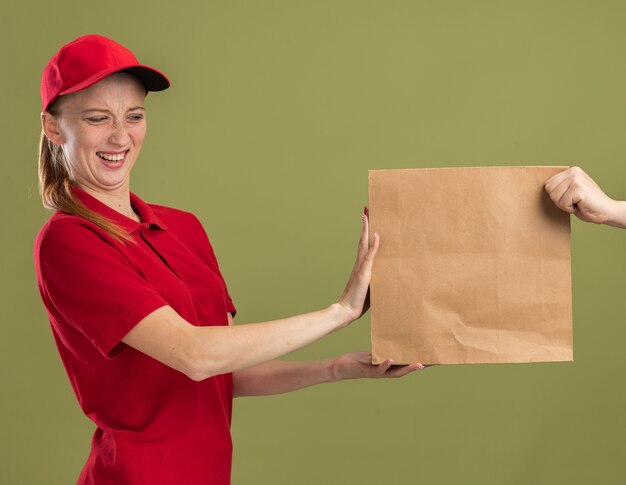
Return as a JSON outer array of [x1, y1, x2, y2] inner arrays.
[[545, 166, 626, 227], [336, 209, 380, 324], [330, 351, 426, 381]]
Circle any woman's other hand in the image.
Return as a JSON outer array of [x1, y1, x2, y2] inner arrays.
[[330, 351, 426, 381], [335, 208, 380, 324], [545, 166, 626, 228]]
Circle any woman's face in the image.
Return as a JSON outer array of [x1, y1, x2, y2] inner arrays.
[[44, 73, 147, 194]]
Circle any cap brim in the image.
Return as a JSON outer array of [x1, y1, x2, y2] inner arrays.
[[121, 65, 170, 91], [58, 63, 170, 98]]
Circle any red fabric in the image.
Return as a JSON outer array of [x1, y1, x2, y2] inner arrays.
[[41, 34, 169, 110], [34, 185, 236, 485]]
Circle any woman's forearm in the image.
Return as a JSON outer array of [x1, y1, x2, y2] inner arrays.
[[232, 359, 336, 397], [232, 351, 427, 397], [192, 304, 350, 380]]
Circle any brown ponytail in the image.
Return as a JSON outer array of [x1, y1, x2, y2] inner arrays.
[[38, 101, 136, 245]]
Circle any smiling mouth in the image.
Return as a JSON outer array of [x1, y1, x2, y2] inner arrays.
[[97, 150, 128, 162]]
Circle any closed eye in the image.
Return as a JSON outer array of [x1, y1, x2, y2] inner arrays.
[[85, 116, 108, 123]]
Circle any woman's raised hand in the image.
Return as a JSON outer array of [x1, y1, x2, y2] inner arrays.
[[335, 208, 380, 325]]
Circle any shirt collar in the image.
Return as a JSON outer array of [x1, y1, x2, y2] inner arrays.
[[70, 185, 168, 234]]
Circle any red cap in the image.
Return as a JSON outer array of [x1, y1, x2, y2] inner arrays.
[[41, 34, 170, 111]]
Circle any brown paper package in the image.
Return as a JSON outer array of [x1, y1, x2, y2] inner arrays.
[[368, 166, 573, 365]]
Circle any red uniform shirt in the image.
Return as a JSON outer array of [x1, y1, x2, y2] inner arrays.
[[33, 185, 236, 485]]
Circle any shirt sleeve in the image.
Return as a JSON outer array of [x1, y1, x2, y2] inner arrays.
[[36, 222, 169, 358], [187, 213, 237, 317]]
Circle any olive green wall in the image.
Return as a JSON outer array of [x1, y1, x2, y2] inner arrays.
[[2, 1, 626, 484]]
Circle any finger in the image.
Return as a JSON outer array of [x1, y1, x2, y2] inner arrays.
[[377, 359, 392, 375], [545, 166, 585, 192], [383, 364, 419, 378], [357, 207, 370, 262], [557, 186, 583, 214], [544, 174, 563, 197], [386, 366, 412, 378], [398, 362, 425, 374], [566, 166, 588, 182], [544, 168, 572, 193], [364, 232, 380, 264], [546, 176, 572, 208]]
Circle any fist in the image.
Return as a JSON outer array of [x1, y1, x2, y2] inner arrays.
[[544, 166, 616, 224]]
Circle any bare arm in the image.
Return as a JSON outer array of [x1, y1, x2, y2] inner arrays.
[[232, 359, 335, 397], [124, 303, 352, 381], [232, 352, 425, 397], [122, 211, 380, 381], [545, 166, 626, 229], [228, 311, 425, 396]]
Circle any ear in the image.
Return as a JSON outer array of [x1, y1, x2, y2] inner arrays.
[[41, 111, 64, 145]]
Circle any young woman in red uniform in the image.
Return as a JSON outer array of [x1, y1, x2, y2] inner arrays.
[[33, 35, 426, 484]]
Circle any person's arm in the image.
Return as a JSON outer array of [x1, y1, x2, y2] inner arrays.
[[228, 309, 424, 397], [545, 166, 626, 229], [231, 352, 425, 397], [122, 211, 380, 381]]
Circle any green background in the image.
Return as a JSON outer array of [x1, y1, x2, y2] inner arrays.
[[2, 1, 626, 483]]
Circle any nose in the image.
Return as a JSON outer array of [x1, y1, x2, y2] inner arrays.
[[109, 120, 131, 146]]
